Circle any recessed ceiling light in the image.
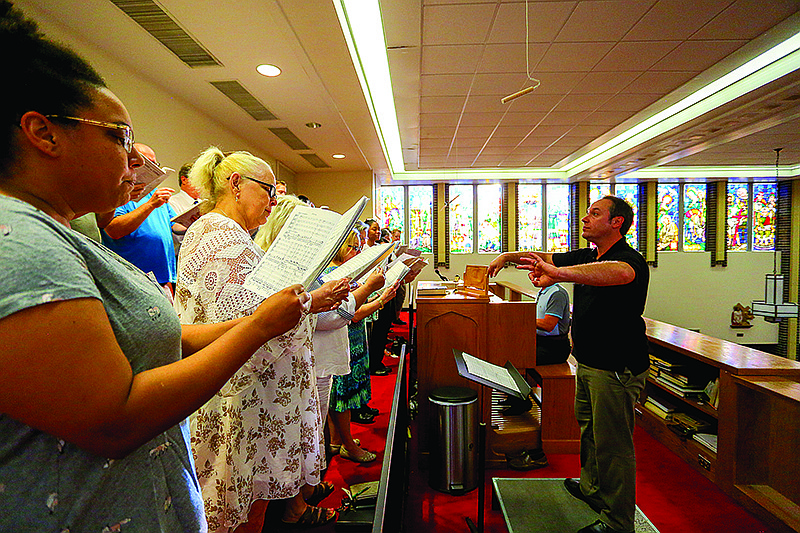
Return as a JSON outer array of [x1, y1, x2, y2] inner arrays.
[[332, 154, 346, 159], [306, 122, 322, 129], [256, 64, 281, 77]]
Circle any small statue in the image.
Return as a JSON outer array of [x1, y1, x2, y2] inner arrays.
[[731, 303, 754, 328]]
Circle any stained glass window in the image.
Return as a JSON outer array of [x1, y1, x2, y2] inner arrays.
[[379, 186, 404, 237], [517, 184, 543, 251], [657, 184, 680, 251], [726, 183, 749, 251], [589, 183, 611, 205], [449, 185, 473, 254], [615, 184, 639, 250], [546, 184, 569, 253], [408, 186, 433, 253], [477, 184, 502, 253], [682, 184, 706, 251], [752, 183, 777, 251]]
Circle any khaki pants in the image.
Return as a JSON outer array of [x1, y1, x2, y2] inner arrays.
[[575, 364, 647, 532]]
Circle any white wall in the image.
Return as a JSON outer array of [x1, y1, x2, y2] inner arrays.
[[415, 250, 780, 345], [20, 3, 279, 192]]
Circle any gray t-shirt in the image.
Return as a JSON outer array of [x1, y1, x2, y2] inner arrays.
[[0, 197, 205, 532], [536, 284, 570, 337]]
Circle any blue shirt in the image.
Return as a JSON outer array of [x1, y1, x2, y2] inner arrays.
[[102, 191, 177, 284]]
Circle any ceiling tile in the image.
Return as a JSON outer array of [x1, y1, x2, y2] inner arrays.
[[539, 110, 593, 126], [581, 110, 636, 126], [622, 71, 696, 94], [691, 0, 799, 40], [493, 125, 541, 138], [460, 113, 505, 127], [420, 96, 467, 114], [570, 71, 640, 94], [623, 0, 730, 41], [651, 40, 748, 72], [420, 113, 461, 128], [594, 41, 681, 71], [454, 126, 497, 138], [502, 112, 550, 126], [536, 42, 616, 71], [554, 93, 610, 112], [421, 74, 475, 96], [597, 92, 662, 112], [555, 0, 656, 42], [487, 1, 576, 44], [478, 43, 549, 74], [420, 126, 457, 138], [422, 3, 497, 45], [422, 45, 483, 74]]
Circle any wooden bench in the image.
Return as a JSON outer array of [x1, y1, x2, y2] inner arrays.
[[527, 361, 580, 454]]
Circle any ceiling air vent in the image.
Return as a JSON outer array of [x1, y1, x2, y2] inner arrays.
[[108, 0, 221, 67], [269, 128, 310, 150], [299, 154, 331, 169], [210, 81, 278, 121]]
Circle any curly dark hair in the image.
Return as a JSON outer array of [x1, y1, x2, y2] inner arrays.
[[1, 0, 106, 171]]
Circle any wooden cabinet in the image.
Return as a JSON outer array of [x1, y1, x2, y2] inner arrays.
[[639, 318, 800, 532], [415, 283, 537, 467]]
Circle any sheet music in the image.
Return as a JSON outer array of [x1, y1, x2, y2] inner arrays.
[[376, 260, 410, 294], [320, 241, 395, 283], [170, 199, 207, 227], [136, 158, 171, 197], [462, 352, 520, 393], [243, 197, 368, 298]]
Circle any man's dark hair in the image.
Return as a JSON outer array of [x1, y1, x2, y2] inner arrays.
[[603, 195, 634, 235], [1, 0, 107, 172], [179, 163, 192, 184]]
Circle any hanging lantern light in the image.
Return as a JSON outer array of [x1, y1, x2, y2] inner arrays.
[[751, 148, 799, 322]]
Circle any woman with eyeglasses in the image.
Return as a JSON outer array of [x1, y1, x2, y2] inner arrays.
[[175, 150, 350, 532], [0, 4, 306, 531], [325, 230, 398, 461]]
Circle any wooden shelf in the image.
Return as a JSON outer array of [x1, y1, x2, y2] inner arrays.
[[647, 378, 719, 419], [639, 318, 800, 533]]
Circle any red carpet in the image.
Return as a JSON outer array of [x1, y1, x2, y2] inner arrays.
[[316, 313, 776, 533]]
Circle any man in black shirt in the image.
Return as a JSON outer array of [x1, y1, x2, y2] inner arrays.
[[488, 196, 648, 533]]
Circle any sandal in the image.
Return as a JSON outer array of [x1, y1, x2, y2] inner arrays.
[[328, 438, 360, 455], [281, 505, 336, 529], [339, 446, 377, 463], [305, 481, 336, 506]]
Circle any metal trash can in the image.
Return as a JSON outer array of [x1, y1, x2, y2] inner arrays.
[[428, 386, 478, 495]]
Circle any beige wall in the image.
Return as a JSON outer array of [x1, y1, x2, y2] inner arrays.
[[20, 3, 280, 193], [294, 170, 375, 217]]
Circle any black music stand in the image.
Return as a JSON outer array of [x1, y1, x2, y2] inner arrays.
[[453, 349, 532, 533]]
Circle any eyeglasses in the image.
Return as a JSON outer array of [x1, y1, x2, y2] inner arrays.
[[347, 244, 362, 252], [45, 115, 134, 153], [242, 175, 277, 199]]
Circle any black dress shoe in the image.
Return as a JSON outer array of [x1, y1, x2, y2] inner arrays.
[[563, 478, 604, 514], [371, 367, 391, 376], [500, 396, 532, 416], [577, 519, 632, 533], [358, 405, 379, 416]]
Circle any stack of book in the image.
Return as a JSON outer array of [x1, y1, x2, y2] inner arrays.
[[648, 354, 683, 378], [643, 396, 677, 421], [692, 433, 718, 453], [653, 367, 709, 399]]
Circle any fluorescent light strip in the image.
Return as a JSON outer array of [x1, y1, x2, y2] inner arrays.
[[334, 0, 405, 175], [561, 32, 800, 175]]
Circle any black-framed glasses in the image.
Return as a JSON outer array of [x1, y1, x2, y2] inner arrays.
[[242, 175, 277, 199], [45, 115, 134, 153], [347, 244, 363, 252]]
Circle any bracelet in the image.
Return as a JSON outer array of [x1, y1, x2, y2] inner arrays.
[[378, 300, 384, 309]]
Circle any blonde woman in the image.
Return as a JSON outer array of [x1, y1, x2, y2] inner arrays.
[[175, 148, 348, 532]]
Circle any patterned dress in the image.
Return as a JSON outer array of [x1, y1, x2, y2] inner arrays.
[[175, 212, 323, 533], [331, 319, 372, 412]]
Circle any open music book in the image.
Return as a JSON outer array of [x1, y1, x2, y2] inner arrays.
[[170, 199, 207, 227], [135, 157, 172, 197], [243, 196, 368, 298], [320, 241, 396, 284], [454, 350, 531, 399]]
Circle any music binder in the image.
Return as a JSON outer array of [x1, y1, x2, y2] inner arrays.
[[453, 349, 531, 400]]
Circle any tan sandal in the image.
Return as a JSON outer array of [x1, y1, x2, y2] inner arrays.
[[339, 446, 376, 463]]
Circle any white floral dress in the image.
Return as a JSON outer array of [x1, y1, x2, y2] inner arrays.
[[175, 213, 323, 533]]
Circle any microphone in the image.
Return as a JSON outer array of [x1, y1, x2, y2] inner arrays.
[[434, 268, 449, 282]]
